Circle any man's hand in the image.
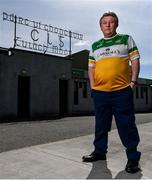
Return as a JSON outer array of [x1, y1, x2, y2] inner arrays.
[[130, 82, 136, 89]]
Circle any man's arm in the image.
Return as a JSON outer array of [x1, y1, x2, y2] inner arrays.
[[88, 67, 95, 89], [130, 59, 140, 88]]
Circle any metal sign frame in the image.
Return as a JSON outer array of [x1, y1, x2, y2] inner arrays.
[[3, 12, 83, 56]]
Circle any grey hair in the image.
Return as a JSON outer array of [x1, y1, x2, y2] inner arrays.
[[99, 12, 119, 27]]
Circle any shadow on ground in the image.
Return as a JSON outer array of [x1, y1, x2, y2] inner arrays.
[[87, 161, 143, 179]]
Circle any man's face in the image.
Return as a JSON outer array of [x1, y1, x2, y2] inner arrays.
[[100, 16, 117, 38]]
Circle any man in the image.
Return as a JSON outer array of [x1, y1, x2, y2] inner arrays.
[[82, 12, 141, 174]]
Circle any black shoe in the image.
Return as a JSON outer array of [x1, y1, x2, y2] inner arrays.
[[82, 152, 106, 162], [125, 159, 140, 173]]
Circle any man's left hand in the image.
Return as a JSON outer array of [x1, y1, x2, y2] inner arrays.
[[130, 82, 136, 89]]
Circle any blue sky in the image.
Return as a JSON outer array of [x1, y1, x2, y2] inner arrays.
[[0, 0, 152, 79]]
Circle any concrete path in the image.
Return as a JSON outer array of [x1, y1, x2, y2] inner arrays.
[[0, 122, 152, 179]]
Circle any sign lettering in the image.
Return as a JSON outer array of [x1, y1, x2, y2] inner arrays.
[[2, 12, 83, 56]]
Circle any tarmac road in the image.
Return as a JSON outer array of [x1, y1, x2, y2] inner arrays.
[[0, 113, 152, 153]]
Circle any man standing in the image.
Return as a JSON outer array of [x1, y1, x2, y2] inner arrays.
[[82, 12, 141, 173]]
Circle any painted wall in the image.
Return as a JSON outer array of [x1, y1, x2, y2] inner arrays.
[[0, 49, 72, 120]]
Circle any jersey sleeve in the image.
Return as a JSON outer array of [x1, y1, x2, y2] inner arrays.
[[88, 47, 96, 68], [128, 35, 140, 61]]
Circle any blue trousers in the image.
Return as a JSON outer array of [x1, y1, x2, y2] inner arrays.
[[92, 86, 141, 160]]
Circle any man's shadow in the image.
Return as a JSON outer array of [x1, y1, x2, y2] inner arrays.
[[114, 169, 143, 179], [86, 161, 112, 179], [86, 161, 143, 179]]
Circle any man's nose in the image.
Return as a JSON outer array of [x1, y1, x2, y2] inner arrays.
[[106, 22, 110, 26]]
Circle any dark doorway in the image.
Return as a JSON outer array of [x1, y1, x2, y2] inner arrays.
[[74, 81, 79, 105], [145, 87, 148, 104], [18, 76, 30, 118], [59, 80, 68, 116]]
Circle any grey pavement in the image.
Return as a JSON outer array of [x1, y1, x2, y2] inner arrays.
[[0, 118, 152, 179]]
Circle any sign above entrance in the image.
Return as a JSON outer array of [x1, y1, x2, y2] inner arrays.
[[2, 12, 83, 56]]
